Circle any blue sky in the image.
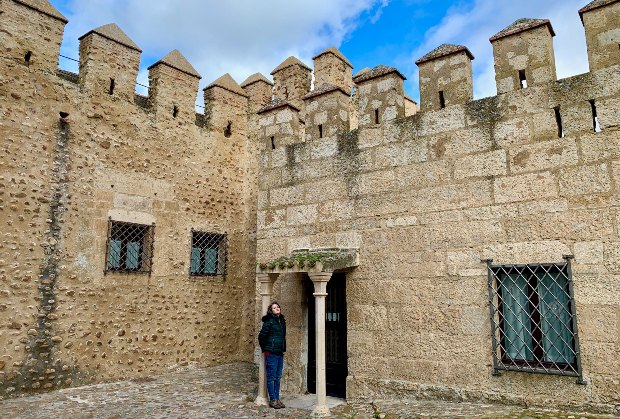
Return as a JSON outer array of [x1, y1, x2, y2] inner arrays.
[[50, 0, 591, 105]]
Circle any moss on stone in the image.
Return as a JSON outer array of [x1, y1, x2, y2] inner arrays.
[[257, 248, 358, 272]]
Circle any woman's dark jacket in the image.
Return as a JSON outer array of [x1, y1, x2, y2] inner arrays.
[[258, 313, 286, 354]]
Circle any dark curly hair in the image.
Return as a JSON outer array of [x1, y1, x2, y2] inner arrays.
[[267, 301, 281, 315]]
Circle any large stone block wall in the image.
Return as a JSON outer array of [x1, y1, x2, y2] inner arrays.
[[256, 10, 620, 413], [0, 2, 257, 397]]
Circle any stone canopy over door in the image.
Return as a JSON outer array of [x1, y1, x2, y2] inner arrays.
[[255, 248, 359, 418]]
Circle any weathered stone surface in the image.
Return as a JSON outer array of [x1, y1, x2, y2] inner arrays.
[[454, 149, 507, 179], [494, 172, 558, 204], [3, 1, 620, 413], [0, 2, 258, 398]]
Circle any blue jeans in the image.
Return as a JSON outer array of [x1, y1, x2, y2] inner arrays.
[[265, 353, 283, 401]]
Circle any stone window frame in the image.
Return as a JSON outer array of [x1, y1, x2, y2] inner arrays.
[[189, 230, 228, 277], [485, 257, 585, 383], [105, 219, 155, 275]]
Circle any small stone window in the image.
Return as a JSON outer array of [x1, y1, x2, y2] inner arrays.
[[318, 124, 323, 139], [486, 259, 583, 380], [224, 121, 232, 138], [105, 220, 155, 274], [554, 106, 564, 138], [589, 99, 601, 132], [24, 51, 32, 65], [439, 91, 446, 108], [190, 230, 227, 276], [518, 70, 528, 89]]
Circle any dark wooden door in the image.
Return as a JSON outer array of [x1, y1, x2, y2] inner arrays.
[[306, 272, 348, 398]]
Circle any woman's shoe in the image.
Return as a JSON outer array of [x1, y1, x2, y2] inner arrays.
[[276, 400, 286, 408], [269, 400, 278, 409]]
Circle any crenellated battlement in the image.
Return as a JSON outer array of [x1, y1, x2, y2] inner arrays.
[[1, 0, 67, 73], [416, 44, 474, 111], [4, 0, 618, 146], [0, 0, 251, 130], [147, 50, 201, 124], [78, 24, 142, 102], [256, 0, 619, 155]]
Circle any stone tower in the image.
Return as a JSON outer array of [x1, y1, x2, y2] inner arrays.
[[416, 44, 474, 111], [271, 56, 312, 110], [490, 18, 556, 94]]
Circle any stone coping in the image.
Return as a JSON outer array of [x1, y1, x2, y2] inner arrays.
[[79, 23, 142, 52], [353, 67, 371, 79], [352, 65, 406, 84], [13, 0, 68, 23], [490, 18, 555, 42], [147, 49, 201, 79], [404, 94, 417, 104], [204, 73, 248, 97], [240, 72, 273, 87], [312, 46, 353, 68], [302, 83, 350, 100], [579, 0, 619, 21], [415, 43, 474, 65], [257, 97, 300, 114], [257, 248, 359, 274], [271, 56, 312, 75]]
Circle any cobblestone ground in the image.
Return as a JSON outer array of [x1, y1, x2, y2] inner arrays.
[[0, 363, 618, 418]]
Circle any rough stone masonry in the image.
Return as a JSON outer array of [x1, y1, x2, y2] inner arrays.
[[0, 0, 619, 415]]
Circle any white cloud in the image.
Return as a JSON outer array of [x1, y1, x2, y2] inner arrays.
[[54, 0, 387, 99], [402, 0, 589, 100]]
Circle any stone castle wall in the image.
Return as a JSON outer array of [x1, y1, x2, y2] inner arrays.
[[1, 0, 619, 413], [256, 2, 620, 412], [0, 1, 258, 396]]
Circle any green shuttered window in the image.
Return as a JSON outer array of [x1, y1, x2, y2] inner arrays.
[[190, 231, 227, 276], [487, 261, 583, 379], [106, 221, 154, 274]]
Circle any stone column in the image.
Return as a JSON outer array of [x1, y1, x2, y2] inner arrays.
[[255, 273, 278, 406], [308, 272, 333, 417]]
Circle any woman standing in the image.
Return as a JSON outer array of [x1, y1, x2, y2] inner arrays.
[[258, 301, 286, 409]]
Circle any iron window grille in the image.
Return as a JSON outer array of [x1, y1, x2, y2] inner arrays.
[[105, 220, 155, 274], [190, 230, 227, 276], [485, 257, 585, 383]]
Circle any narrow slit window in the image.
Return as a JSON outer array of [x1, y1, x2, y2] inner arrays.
[[519, 70, 528, 89], [24, 51, 32, 65], [439, 91, 446, 109], [554, 106, 564, 138], [589, 99, 601, 132], [109, 79, 115, 95], [224, 121, 232, 138], [173, 105, 179, 118], [374, 108, 380, 124], [271, 136, 276, 150], [318, 124, 323, 139]]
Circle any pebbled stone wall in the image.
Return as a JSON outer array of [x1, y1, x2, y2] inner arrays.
[[0, 1, 258, 397]]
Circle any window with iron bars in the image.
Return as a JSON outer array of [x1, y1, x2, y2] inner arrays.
[[105, 220, 155, 274], [486, 259, 584, 381], [190, 231, 227, 276]]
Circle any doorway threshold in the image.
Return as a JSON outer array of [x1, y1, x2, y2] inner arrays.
[[284, 394, 346, 411]]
